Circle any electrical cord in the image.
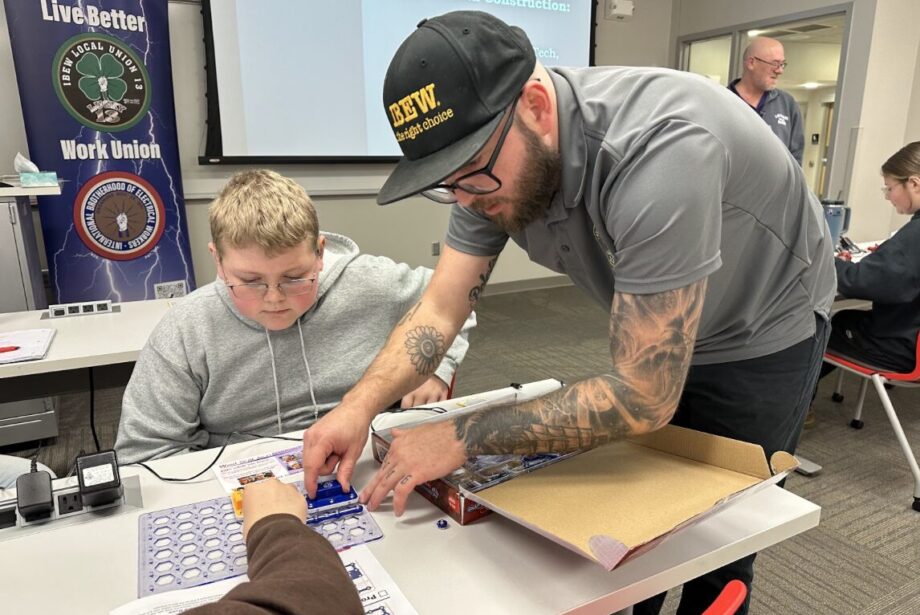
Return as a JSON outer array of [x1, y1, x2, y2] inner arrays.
[[129, 431, 301, 483], [65, 449, 86, 478], [88, 367, 100, 452], [27, 439, 44, 473], [127, 403, 452, 483]]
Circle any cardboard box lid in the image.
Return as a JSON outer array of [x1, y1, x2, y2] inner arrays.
[[465, 425, 798, 570]]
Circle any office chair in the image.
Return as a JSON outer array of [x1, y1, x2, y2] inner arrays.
[[702, 579, 748, 615], [824, 332, 920, 512]]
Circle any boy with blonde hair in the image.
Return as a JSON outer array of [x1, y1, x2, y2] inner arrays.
[[115, 170, 474, 463]]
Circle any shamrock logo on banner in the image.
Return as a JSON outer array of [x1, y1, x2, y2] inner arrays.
[[75, 52, 128, 124], [77, 52, 127, 101]]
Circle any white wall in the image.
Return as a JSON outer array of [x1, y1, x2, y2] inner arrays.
[[1, 0, 676, 290], [908, 36, 920, 145], [595, 0, 674, 68], [845, 0, 920, 240]]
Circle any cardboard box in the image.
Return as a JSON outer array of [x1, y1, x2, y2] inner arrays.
[[370, 379, 568, 525], [465, 424, 799, 570]]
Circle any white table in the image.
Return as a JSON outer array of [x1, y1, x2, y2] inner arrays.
[[0, 433, 820, 614], [0, 299, 172, 379], [0, 299, 172, 444]]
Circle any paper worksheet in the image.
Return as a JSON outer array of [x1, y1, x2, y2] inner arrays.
[[110, 545, 418, 615], [213, 445, 304, 491], [0, 329, 56, 364]]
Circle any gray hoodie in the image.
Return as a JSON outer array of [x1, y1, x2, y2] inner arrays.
[[115, 233, 475, 463]]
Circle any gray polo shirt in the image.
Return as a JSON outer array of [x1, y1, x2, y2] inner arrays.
[[446, 66, 836, 365]]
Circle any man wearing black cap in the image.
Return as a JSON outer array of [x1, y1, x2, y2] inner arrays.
[[303, 10, 836, 614]]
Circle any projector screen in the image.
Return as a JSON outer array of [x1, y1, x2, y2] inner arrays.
[[201, 0, 596, 162]]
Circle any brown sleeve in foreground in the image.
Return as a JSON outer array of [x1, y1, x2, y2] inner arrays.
[[185, 513, 364, 615]]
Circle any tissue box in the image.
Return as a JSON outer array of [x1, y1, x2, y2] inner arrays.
[[19, 172, 59, 187]]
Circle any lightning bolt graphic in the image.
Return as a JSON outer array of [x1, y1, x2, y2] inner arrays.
[[51, 0, 192, 303]]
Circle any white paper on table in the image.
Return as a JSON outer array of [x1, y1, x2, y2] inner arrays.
[[109, 576, 247, 615], [345, 545, 419, 614], [111, 546, 417, 615], [0, 329, 56, 364], [213, 445, 304, 491]]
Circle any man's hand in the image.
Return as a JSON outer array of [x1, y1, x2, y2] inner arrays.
[[359, 420, 467, 516], [302, 403, 373, 498], [400, 375, 449, 409], [241, 478, 306, 540]]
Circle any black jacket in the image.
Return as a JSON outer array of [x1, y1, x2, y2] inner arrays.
[[835, 212, 920, 369]]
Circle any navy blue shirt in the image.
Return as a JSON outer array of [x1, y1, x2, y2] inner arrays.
[[729, 79, 804, 164]]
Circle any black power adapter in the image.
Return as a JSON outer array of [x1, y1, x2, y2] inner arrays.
[[16, 470, 54, 522], [76, 450, 123, 507]]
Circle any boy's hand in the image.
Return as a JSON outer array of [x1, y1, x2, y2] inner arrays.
[[302, 403, 373, 498], [400, 376, 449, 408], [242, 478, 306, 540]]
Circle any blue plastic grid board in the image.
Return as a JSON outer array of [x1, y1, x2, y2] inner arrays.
[[137, 482, 384, 597]]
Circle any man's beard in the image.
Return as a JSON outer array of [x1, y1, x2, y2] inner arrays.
[[475, 122, 561, 234]]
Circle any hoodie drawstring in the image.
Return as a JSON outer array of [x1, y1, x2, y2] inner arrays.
[[264, 322, 321, 435], [264, 330, 284, 435], [297, 319, 321, 424]]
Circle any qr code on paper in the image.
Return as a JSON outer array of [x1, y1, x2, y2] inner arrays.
[[154, 280, 188, 299]]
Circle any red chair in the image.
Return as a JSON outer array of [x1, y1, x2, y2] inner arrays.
[[702, 580, 748, 615], [823, 331, 920, 512]]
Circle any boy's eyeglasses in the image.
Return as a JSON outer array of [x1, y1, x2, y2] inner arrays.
[[752, 56, 788, 70], [226, 276, 317, 300]]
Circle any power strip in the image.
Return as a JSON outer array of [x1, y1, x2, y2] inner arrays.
[[48, 300, 113, 318], [0, 475, 141, 535]]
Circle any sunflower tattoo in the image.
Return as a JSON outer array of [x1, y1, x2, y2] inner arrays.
[[405, 326, 446, 375]]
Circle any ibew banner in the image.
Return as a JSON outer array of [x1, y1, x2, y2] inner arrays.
[[5, 0, 195, 302]]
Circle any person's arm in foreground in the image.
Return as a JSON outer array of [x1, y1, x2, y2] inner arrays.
[[361, 277, 708, 515], [302, 246, 498, 496], [184, 478, 362, 615]]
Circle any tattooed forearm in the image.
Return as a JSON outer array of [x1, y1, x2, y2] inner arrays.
[[397, 301, 422, 327], [404, 326, 446, 376], [455, 279, 708, 456], [468, 257, 497, 308]]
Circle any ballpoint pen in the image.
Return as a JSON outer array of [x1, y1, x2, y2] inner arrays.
[[0, 346, 21, 353]]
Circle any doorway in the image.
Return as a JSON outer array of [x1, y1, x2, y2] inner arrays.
[[680, 13, 846, 197]]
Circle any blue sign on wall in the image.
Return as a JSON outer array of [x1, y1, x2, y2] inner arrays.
[[5, 0, 195, 302]]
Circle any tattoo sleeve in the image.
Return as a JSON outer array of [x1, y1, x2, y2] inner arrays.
[[454, 278, 708, 456], [468, 257, 497, 308]]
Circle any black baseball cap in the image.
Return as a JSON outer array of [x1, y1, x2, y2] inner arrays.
[[377, 11, 536, 205]]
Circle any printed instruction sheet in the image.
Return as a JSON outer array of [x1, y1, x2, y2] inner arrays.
[[213, 445, 304, 491]]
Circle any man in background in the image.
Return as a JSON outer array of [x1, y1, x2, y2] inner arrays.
[[729, 36, 805, 164]]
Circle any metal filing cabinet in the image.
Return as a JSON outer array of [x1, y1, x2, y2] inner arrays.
[[0, 184, 53, 312], [0, 183, 60, 445]]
